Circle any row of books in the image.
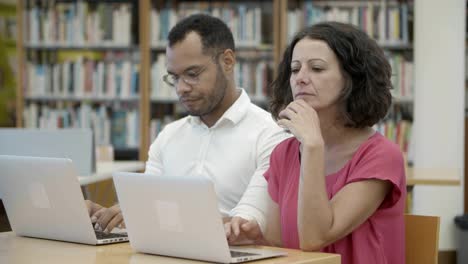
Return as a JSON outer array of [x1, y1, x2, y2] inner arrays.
[[151, 2, 264, 47], [388, 53, 414, 98], [235, 60, 273, 100], [25, 51, 139, 99], [288, 1, 411, 45], [23, 103, 139, 148], [150, 53, 273, 101], [150, 115, 175, 143], [375, 119, 412, 154], [25, 0, 133, 46], [376, 103, 413, 153], [150, 54, 176, 100], [25, 53, 274, 102]]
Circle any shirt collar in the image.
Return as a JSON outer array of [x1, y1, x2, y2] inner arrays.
[[187, 88, 251, 127]]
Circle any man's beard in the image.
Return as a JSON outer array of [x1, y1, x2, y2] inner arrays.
[[188, 65, 227, 117]]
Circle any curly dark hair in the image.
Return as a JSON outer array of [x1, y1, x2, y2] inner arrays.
[[270, 21, 392, 128], [168, 14, 235, 58]]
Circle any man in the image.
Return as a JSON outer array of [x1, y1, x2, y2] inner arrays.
[[86, 14, 288, 237]]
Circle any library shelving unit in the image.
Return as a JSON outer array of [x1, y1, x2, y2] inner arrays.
[[279, 0, 415, 156], [16, 0, 145, 160], [15, 0, 414, 162], [15, 0, 283, 161]]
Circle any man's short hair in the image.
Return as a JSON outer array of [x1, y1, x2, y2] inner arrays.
[[168, 14, 235, 58]]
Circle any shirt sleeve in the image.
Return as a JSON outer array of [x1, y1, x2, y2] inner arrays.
[[346, 139, 406, 209], [144, 128, 167, 176], [229, 126, 289, 233]]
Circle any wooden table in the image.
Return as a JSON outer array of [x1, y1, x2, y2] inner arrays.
[[0, 232, 340, 264], [405, 167, 460, 213], [406, 167, 461, 186]]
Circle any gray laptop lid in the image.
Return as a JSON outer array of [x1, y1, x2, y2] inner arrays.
[[0, 155, 98, 244], [0, 128, 95, 175]]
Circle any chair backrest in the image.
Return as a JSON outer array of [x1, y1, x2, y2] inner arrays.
[[405, 214, 440, 264]]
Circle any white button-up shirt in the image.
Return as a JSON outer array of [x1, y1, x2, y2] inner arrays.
[[145, 89, 289, 230]]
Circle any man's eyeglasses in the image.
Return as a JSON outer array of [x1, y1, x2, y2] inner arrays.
[[162, 67, 207, 87]]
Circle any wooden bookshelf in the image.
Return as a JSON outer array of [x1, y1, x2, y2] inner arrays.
[[16, 0, 142, 154], [14, 0, 414, 161], [15, 0, 284, 161], [139, 0, 151, 161]]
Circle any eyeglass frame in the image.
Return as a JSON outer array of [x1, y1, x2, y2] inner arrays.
[[162, 50, 226, 87], [162, 66, 208, 87]]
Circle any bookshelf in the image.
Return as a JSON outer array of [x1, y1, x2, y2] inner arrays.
[[15, 0, 414, 161], [15, 0, 282, 161], [278, 0, 415, 157], [16, 0, 143, 158]]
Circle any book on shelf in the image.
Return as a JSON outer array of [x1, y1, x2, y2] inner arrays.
[[388, 53, 414, 99], [151, 53, 176, 100], [111, 108, 139, 149], [376, 102, 413, 154], [235, 59, 273, 101]]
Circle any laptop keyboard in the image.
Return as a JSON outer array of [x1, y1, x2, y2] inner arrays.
[[230, 251, 259, 258], [95, 231, 128, 240]]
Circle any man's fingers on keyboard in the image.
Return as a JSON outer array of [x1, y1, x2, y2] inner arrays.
[[224, 222, 232, 238], [97, 209, 115, 230], [242, 220, 261, 240], [116, 220, 126, 229], [94, 222, 103, 232], [91, 207, 106, 223], [105, 213, 124, 234], [231, 217, 242, 237]]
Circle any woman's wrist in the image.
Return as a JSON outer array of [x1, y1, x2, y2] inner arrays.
[[302, 139, 325, 152]]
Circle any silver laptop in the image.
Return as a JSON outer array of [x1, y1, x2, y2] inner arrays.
[[113, 172, 287, 263], [0, 155, 128, 245]]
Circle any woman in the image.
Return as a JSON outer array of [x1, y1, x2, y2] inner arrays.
[[226, 22, 406, 264]]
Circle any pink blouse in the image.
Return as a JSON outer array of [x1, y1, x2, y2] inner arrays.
[[265, 132, 406, 264]]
